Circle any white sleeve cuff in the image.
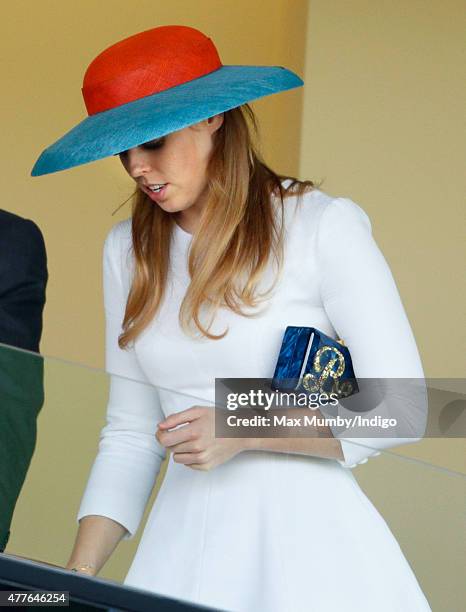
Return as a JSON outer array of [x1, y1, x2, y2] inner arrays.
[[77, 427, 166, 540], [336, 438, 382, 468]]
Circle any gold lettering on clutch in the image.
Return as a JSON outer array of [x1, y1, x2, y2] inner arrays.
[[301, 345, 352, 397]]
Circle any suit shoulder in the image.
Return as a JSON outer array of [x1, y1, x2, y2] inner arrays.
[[0, 209, 45, 241], [0, 208, 25, 226], [0, 211, 46, 262]]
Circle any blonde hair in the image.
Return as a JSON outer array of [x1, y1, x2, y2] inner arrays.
[[118, 104, 321, 349]]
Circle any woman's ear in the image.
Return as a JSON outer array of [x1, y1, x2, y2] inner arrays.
[[190, 113, 224, 135], [207, 113, 224, 133]]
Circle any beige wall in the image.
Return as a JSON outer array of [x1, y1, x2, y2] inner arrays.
[[299, 0, 465, 377]]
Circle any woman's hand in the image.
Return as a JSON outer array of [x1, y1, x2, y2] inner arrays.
[[156, 405, 248, 471]]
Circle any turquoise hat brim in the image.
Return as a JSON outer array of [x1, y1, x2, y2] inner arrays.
[[31, 65, 303, 176]]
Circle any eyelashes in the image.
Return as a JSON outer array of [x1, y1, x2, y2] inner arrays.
[[141, 137, 166, 150], [116, 137, 166, 158]]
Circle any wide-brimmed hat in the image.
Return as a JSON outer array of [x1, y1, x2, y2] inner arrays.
[[31, 25, 303, 177]]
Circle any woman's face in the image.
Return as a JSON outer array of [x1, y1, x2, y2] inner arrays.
[[119, 114, 224, 217]]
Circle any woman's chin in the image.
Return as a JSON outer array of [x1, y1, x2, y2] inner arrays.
[[154, 200, 181, 212]]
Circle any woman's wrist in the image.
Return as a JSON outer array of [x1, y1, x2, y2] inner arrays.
[[67, 562, 96, 575]]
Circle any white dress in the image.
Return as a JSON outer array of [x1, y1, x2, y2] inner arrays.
[[77, 182, 432, 611]]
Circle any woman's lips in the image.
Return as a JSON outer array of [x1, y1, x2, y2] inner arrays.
[[143, 183, 169, 201]]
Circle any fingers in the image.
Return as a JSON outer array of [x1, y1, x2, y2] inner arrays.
[[156, 422, 193, 447], [157, 406, 214, 447], [173, 451, 207, 465], [170, 439, 204, 454], [158, 405, 205, 429]]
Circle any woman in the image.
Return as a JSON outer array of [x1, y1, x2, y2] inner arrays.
[[32, 25, 431, 612]]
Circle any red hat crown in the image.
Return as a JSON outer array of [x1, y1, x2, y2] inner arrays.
[[82, 25, 222, 116]]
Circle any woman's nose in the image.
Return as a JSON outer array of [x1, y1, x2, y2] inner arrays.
[[124, 147, 152, 178]]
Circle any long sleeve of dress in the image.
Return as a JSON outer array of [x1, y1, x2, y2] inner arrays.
[[76, 223, 167, 539], [315, 197, 427, 468]]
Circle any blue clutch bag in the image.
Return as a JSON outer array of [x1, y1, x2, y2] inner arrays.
[[272, 326, 359, 398]]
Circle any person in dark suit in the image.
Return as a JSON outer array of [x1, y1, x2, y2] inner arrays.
[[0, 210, 47, 352], [0, 210, 48, 551]]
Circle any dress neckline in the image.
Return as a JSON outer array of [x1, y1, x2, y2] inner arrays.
[[174, 222, 193, 240]]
